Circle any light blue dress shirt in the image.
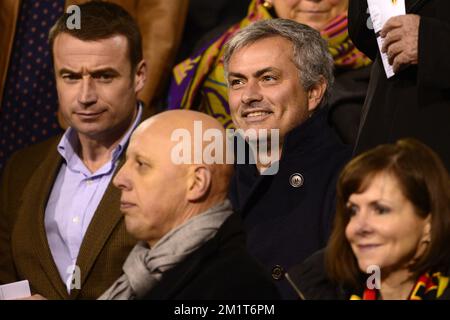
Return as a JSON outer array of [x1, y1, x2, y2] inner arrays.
[[45, 104, 142, 293]]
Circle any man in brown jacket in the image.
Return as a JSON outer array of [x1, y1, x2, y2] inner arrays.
[[0, 1, 161, 299]]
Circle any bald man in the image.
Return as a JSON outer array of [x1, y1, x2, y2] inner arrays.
[[98, 110, 280, 300]]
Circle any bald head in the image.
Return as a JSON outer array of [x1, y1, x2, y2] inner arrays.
[[135, 109, 226, 137], [138, 110, 232, 186], [113, 110, 234, 245], [129, 109, 232, 206]]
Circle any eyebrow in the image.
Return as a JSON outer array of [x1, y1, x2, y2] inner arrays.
[[58, 67, 120, 77], [347, 199, 392, 207], [228, 67, 280, 79]]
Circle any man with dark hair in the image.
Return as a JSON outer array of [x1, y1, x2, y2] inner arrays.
[[0, 2, 148, 299], [48, 2, 144, 76], [0, 0, 187, 171]]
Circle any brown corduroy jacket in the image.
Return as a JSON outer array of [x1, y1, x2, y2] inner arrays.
[[0, 0, 188, 114], [0, 135, 136, 299]]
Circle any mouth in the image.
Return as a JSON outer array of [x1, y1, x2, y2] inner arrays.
[[297, 9, 329, 15], [241, 109, 273, 122], [120, 201, 136, 211], [356, 244, 382, 252], [75, 110, 106, 120]]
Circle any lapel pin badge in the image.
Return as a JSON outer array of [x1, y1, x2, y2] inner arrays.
[[289, 173, 304, 188]]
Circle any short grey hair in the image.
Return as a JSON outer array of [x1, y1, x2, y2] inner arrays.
[[223, 18, 334, 105]]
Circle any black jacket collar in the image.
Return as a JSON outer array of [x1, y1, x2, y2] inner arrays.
[[281, 107, 337, 158]]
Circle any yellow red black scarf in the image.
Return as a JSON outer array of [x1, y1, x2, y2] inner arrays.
[[320, 14, 372, 70], [350, 272, 449, 300]]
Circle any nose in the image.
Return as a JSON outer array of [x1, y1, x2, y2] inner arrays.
[[113, 163, 132, 191], [78, 76, 98, 106], [241, 80, 263, 105], [348, 210, 374, 237]]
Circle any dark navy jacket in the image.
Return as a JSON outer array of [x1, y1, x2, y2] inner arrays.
[[229, 108, 351, 299]]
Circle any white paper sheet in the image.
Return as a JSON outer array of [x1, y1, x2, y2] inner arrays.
[[367, 0, 406, 78], [0, 280, 31, 300]]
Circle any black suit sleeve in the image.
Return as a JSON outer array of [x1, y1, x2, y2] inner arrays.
[[348, 0, 378, 61]]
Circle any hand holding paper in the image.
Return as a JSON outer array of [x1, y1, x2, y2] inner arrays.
[[367, 0, 406, 78], [381, 14, 420, 73]]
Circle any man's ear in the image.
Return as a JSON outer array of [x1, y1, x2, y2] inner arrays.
[[307, 76, 327, 112], [186, 166, 212, 202], [134, 59, 147, 94]]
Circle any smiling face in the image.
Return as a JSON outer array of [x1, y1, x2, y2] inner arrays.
[[272, 0, 348, 31], [53, 33, 145, 144], [345, 173, 431, 278], [227, 36, 324, 145]]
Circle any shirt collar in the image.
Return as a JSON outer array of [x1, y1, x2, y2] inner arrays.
[[57, 102, 143, 175]]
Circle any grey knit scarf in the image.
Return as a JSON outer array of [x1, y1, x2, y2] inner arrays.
[[98, 200, 233, 300]]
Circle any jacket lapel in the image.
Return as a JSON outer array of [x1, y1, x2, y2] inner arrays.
[[20, 145, 69, 298], [234, 164, 273, 217], [70, 158, 125, 298]]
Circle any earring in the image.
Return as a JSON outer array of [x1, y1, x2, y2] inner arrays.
[[262, 0, 273, 10]]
